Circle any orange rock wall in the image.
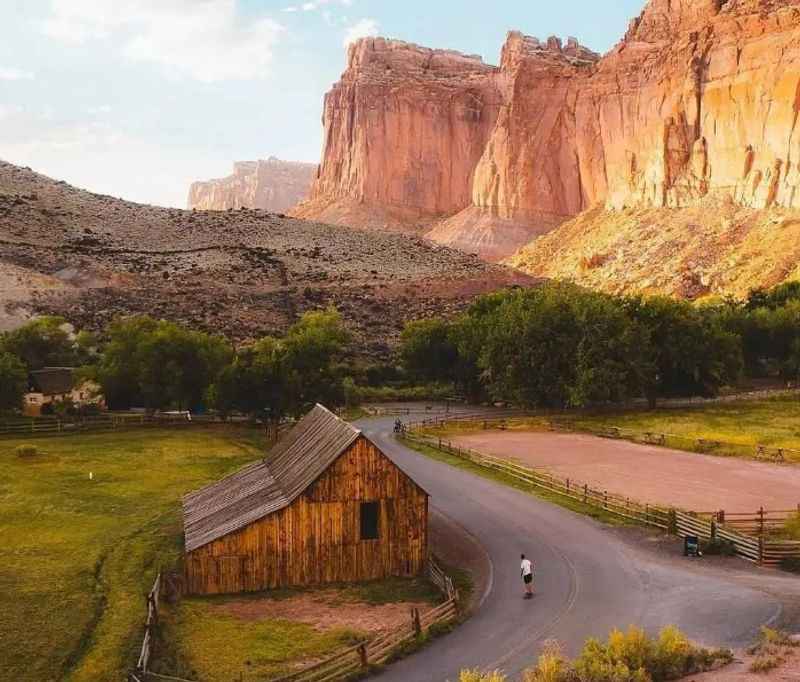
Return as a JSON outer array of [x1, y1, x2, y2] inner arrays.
[[300, 0, 800, 259]]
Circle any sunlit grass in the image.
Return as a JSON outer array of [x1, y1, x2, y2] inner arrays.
[[0, 427, 263, 681]]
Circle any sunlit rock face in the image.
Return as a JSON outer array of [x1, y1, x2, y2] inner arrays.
[[188, 158, 316, 213], [299, 0, 800, 262]]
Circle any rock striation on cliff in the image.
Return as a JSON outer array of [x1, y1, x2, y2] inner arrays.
[[188, 157, 316, 213], [297, 0, 800, 274]]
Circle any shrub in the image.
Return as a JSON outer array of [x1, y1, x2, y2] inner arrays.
[[782, 513, 800, 540], [780, 556, 800, 573], [460, 670, 506, 682], [523, 640, 573, 682], [14, 444, 39, 458], [747, 627, 798, 673], [700, 538, 736, 556]]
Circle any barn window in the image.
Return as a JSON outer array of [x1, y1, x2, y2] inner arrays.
[[360, 502, 380, 540]]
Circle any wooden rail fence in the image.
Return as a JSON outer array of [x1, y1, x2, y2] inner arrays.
[[549, 420, 800, 464], [402, 424, 800, 569], [268, 557, 459, 682], [129, 572, 163, 682], [402, 430, 672, 531]]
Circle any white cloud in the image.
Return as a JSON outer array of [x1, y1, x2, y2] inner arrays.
[[87, 104, 112, 115], [0, 67, 35, 81], [43, 0, 284, 82], [0, 114, 229, 207], [343, 18, 379, 47], [283, 0, 352, 14]]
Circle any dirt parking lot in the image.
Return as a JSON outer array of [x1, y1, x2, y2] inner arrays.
[[451, 431, 800, 512]]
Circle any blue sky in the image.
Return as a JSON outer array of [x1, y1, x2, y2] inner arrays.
[[0, 0, 645, 207]]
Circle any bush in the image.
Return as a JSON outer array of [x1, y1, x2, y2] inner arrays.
[[460, 670, 506, 682], [780, 556, 800, 573], [523, 640, 572, 682], [701, 538, 736, 556], [14, 444, 39, 458], [782, 513, 800, 540], [747, 627, 797, 673]]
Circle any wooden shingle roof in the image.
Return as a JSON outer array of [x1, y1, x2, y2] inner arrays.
[[182, 404, 361, 552], [29, 367, 75, 395]]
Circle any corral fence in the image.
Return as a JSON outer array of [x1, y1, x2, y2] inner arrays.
[[0, 412, 281, 439], [128, 559, 459, 682], [550, 419, 800, 464], [265, 557, 459, 682], [402, 423, 800, 569]]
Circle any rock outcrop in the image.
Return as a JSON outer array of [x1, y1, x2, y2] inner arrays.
[[188, 157, 316, 212], [291, 38, 504, 233], [298, 0, 800, 270]]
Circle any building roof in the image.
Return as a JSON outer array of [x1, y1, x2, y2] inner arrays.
[[29, 367, 75, 395], [182, 404, 363, 552]]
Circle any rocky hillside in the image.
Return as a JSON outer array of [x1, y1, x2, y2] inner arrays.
[[0, 160, 532, 357], [294, 0, 800, 290], [188, 157, 316, 212]]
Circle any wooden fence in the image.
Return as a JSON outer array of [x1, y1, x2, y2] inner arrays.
[[402, 430, 671, 531], [268, 557, 459, 682], [402, 425, 800, 569], [550, 420, 800, 464], [129, 572, 163, 682]]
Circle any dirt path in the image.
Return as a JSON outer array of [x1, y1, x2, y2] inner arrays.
[[451, 431, 800, 512]]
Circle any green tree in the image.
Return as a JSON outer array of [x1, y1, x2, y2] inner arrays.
[[0, 352, 27, 413], [400, 318, 458, 383], [97, 316, 231, 411], [626, 296, 742, 406], [282, 308, 350, 413], [1, 316, 75, 370]]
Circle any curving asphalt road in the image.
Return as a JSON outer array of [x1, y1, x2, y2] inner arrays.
[[358, 413, 788, 682]]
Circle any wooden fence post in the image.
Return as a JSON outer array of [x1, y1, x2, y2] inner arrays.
[[668, 509, 678, 535], [603, 491, 608, 510], [411, 607, 422, 636], [566, 478, 570, 495], [583, 484, 588, 504], [358, 643, 369, 668], [759, 506, 765, 538]]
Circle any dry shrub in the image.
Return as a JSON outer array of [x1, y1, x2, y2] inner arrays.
[[459, 669, 506, 682], [747, 627, 798, 673], [523, 640, 571, 682]]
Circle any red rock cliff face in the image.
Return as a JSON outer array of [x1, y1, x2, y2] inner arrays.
[[292, 38, 503, 232], [300, 0, 800, 260], [188, 158, 316, 212]]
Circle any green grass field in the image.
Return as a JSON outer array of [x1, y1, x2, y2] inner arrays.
[[0, 426, 264, 682], [569, 396, 800, 462]]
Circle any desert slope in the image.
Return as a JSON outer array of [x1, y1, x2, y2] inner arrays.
[[506, 200, 800, 299], [0, 161, 532, 352]]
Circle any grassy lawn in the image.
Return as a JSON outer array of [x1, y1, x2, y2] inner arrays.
[[567, 396, 800, 462], [400, 438, 630, 527], [0, 426, 264, 682], [155, 577, 444, 680]]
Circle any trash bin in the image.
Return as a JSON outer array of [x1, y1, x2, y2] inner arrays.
[[684, 535, 699, 557]]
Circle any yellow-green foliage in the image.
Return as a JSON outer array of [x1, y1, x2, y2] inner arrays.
[[460, 669, 507, 682], [783, 513, 800, 540], [14, 443, 39, 457], [0, 427, 264, 682], [524, 640, 571, 682], [747, 626, 798, 673]]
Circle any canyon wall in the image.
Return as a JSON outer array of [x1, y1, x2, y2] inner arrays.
[[298, 0, 800, 265], [188, 157, 316, 213], [291, 37, 504, 233]]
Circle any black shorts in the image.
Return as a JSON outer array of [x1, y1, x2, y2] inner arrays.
[[523, 574, 533, 584]]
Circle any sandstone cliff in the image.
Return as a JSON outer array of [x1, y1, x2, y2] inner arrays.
[[188, 157, 316, 212], [291, 37, 504, 233], [298, 0, 800, 279]]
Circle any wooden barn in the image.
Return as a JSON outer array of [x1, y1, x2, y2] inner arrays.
[[182, 404, 429, 595]]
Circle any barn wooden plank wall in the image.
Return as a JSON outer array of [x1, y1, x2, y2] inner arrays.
[[186, 436, 428, 594]]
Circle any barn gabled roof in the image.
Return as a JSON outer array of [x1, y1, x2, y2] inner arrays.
[[182, 404, 362, 552]]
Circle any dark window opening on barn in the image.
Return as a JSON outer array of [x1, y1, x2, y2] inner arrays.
[[360, 502, 380, 540]]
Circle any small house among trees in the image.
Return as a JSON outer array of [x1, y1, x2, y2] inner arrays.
[[23, 367, 104, 416], [183, 404, 429, 595]]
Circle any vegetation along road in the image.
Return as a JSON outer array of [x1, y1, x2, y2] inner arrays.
[[358, 411, 800, 681]]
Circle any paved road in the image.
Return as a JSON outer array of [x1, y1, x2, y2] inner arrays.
[[358, 414, 785, 682]]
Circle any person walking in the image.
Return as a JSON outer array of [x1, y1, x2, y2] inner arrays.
[[521, 553, 534, 599]]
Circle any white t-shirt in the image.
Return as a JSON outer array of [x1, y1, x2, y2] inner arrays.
[[521, 558, 532, 576]]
